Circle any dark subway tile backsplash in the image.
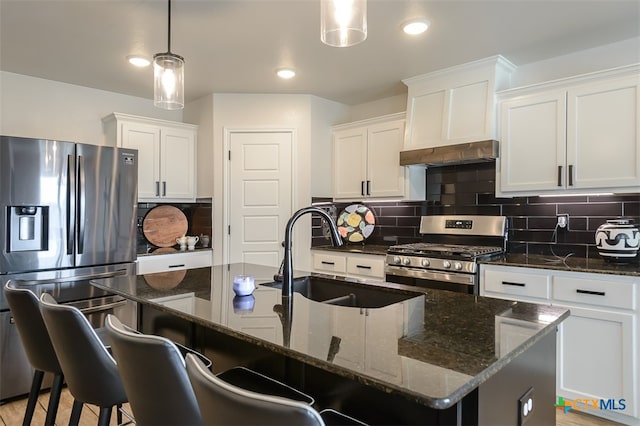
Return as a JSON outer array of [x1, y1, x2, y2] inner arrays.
[[312, 161, 639, 260]]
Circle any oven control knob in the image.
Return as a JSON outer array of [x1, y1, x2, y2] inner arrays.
[[392, 256, 401, 264], [421, 258, 430, 267], [454, 262, 463, 271], [402, 257, 411, 266], [443, 260, 451, 269]]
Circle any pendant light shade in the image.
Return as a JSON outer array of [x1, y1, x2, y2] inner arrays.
[[321, 0, 367, 47], [154, 52, 184, 110], [154, 0, 184, 110]]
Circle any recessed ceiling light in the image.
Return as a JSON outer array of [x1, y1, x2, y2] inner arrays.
[[402, 19, 430, 35], [127, 55, 151, 67], [276, 68, 296, 79]]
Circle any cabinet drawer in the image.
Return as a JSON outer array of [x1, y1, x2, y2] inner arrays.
[[312, 252, 347, 274], [483, 267, 551, 300], [137, 250, 212, 274], [553, 275, 636, 310], [346, 255, 385, 279]]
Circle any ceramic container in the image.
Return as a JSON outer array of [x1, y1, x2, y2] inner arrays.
[[595, 219, 639, 262], [232, 275, 255, 296]]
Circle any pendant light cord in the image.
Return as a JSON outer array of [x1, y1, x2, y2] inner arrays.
[[167, 0, 172, 53]]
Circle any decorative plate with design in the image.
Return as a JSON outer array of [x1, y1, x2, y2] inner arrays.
[[337, 204, 375, 243]]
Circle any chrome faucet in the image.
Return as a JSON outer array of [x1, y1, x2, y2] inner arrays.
[[282, 207, 343, 299]]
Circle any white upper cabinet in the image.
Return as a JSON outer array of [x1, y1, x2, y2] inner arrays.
[[402, 56, 516, 150], [104, 113, 198, 202], [497, 65, 640, 196], [333, 113, 422, 200]]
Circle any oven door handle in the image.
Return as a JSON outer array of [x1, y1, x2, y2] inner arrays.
[[385, 265, 475, 286], [14, 269, 129, 286], [70, 299, 128, 314]]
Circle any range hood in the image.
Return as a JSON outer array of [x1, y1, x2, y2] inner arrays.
[[400, 140, 499, 166]]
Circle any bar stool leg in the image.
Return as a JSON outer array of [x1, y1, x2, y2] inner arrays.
[[116, 403, 123, 425], [44, 373, 64, 426], [97, 407, 112, 426], [23, 370, 44, 426], [69, 399, 83, 426]]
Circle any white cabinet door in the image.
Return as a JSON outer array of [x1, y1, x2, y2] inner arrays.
[[332, 113, 407, 200], [333, 127, 367, 199], [556, 306, 636, 418], [106, 113, 198, 202], [345, 253, 385, 280], [498, 68, 640, 196], [567, 75, 640, 190], [366, 119, 405, 198], [121, 121, 161, 199], [160, 127, 196, 200], [499, 91, 567, 192]]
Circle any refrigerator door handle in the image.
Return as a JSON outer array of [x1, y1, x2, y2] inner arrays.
[[13, 269, 129, 285], [66, 154, 76, 255], [77, 155, 86, 254]]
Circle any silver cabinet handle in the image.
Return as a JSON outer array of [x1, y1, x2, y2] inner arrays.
[[568, 164, 574, 186], [502, 281, 525, 287], [557, 165, 563, 187], [576, 289, 605, 296]]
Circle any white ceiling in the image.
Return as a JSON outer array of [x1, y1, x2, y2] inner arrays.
[[1, 0, 639, 106]]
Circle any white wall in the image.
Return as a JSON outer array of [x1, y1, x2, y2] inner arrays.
[[0, 71, 182, 145], [184, 94, 214, 199], [310, 96, 350, 198], [510, 37, 640, 88], [348, 93, 408, 122]]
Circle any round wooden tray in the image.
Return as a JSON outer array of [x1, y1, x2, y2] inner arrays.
[[142, 205, 188, 247]]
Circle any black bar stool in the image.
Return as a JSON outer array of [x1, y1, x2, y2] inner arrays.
[[4, 282, 66, 426], [38, 293, 128, 426], [186, 354, 368, 426]]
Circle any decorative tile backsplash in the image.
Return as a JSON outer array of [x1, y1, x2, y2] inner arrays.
[[313, 162, 640, 260], [137, 201, 212, 253]]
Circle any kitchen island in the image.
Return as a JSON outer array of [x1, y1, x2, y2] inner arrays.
[[92, 263, 569, 425]]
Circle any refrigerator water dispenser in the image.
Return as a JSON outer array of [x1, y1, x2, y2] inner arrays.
[[8, 206, 48, 252]]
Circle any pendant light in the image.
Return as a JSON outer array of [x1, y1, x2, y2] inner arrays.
[[320, 0, 367, 47], [154, 0, 184, 110]]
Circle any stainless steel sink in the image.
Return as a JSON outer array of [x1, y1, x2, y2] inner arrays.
[[261, 276, 420, 308]]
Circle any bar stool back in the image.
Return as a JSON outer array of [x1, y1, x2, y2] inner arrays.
[[38, 293, 127, 426], [104, 314, 203, 425], [186, 353, 325, 426], [4, 282, 66, 426]]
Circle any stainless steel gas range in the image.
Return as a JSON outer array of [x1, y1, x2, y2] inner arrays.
[[385, 215, 508, 295]]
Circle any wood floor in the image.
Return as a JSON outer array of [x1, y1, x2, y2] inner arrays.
[[0, 387, 625, 426], [0, 389, 132, 426]]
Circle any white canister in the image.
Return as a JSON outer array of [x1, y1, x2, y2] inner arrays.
[[595, 219, 639, 262], [232, 275, 255, 296]]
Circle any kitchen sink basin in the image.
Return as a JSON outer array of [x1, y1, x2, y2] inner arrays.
[[261, 276, 420, 308]]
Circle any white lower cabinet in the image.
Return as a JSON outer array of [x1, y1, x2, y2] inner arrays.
[[311, 250, 385, 281], [556, 305, 635, 417], [480, 264, 639, 423]]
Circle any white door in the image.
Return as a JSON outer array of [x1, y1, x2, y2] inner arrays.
[[333, 127, 367, 199], [161, 127, 196, 200], [227, 131, 293, 266]]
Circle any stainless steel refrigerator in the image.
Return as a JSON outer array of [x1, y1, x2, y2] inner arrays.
[[0, 135, 138, 400]]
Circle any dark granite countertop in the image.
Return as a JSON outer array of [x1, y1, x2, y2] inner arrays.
[[92, 263, 569, 410], [311, 244, 390, 256], [483, 254, 640, 277]]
